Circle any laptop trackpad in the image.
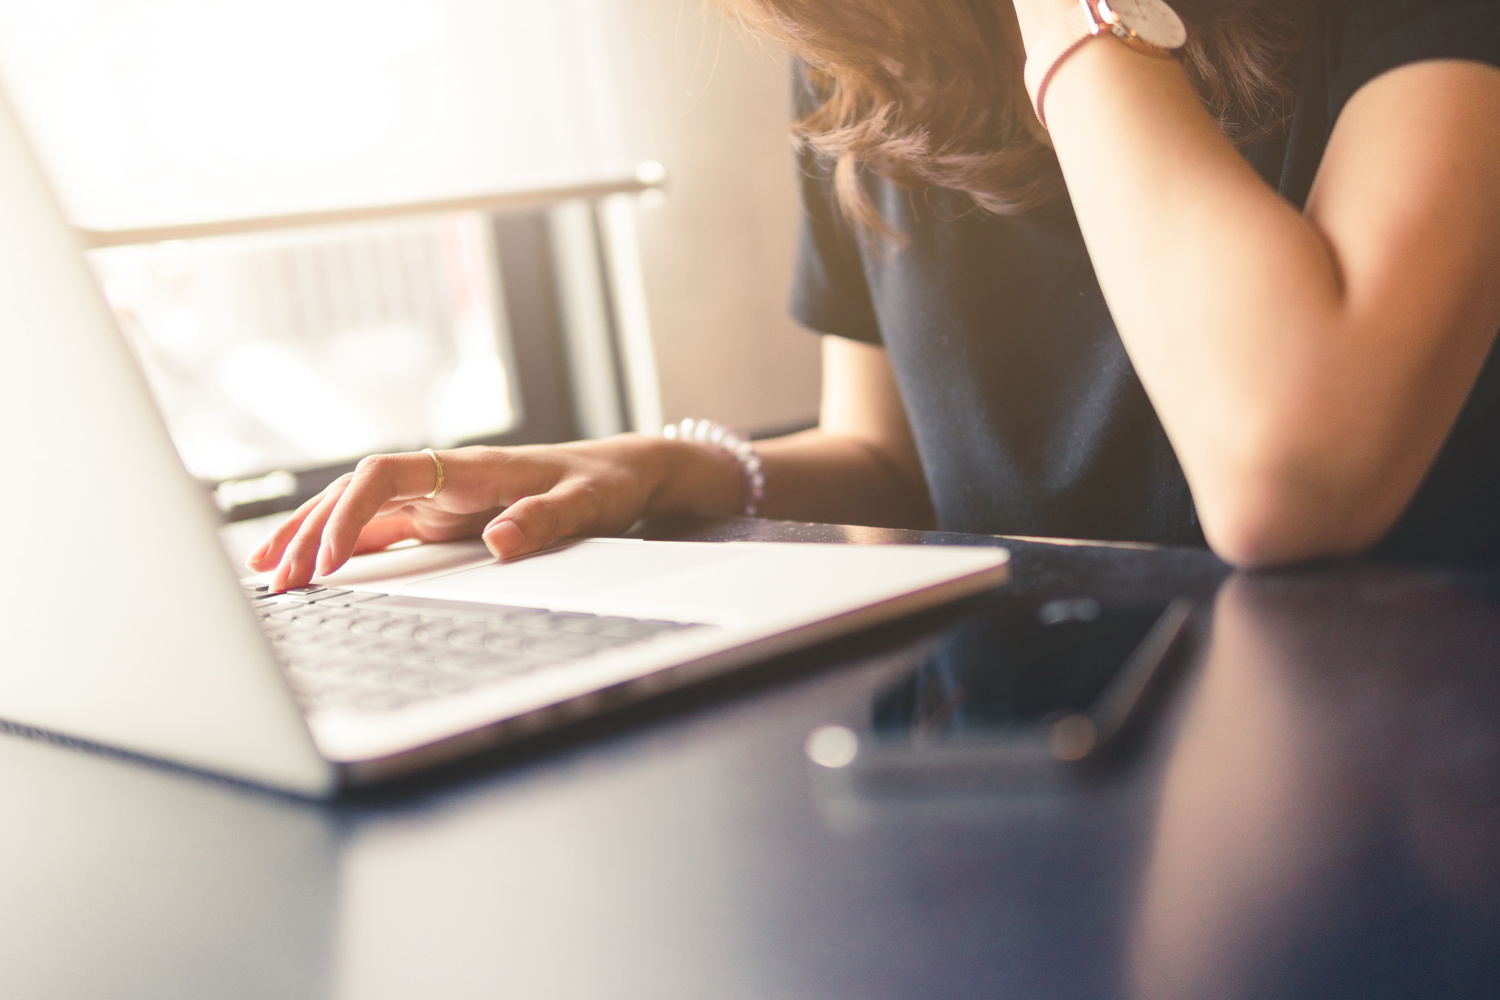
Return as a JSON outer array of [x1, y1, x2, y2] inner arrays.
[[395, 539, 761, 624]]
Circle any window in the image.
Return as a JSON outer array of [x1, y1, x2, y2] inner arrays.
[[92, 214, 515, 487], [0, 0, 658, 518]]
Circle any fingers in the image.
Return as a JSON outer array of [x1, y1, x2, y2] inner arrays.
[[351, 514, 419, 556], [318, 451, 471, 573], [482, 480, 604, 559], [273, 476, 357, 591], [484, 518, 527, 559], [246, 482, 346, 573]]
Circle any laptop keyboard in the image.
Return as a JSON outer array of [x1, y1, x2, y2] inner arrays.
[[246, 585, 706, 714]]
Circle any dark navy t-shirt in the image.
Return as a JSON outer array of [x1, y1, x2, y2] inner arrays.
[[789, 0, 1500, 563]]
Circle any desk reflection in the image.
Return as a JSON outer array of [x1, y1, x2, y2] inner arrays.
[[1133, 570, 1500, 999], [0, 733, 338, 1000]]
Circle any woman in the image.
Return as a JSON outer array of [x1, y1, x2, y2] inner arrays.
[[251, 0, 1500, 590]]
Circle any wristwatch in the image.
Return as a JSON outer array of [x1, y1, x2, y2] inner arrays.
[[1023, 0, 1188, 128]]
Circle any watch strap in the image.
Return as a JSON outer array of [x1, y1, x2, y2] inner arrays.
[[1023, 0, 1104, 129]]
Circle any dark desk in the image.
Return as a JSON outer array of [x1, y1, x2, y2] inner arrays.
[[3, 519, 1497, 999]]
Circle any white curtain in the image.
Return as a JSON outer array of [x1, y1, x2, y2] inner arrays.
[[0, 0, 640, 230]]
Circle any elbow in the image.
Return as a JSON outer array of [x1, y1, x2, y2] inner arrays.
[[1199, 506, 1367, 570], [1190, 446, 1398, 571]]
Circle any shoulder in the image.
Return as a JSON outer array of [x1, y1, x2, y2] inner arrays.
[[1327, 0, 1500, 108]]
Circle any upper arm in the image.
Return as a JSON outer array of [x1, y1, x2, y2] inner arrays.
[[1309, 59, 1500, 451], [1312, 57, 1500, 363], [818, 334, 925, 490], [1288, 60, 1500, 552]]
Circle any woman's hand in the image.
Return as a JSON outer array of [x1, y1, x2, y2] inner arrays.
[[246, 435, 746, 591], [248, 338, 937, 591]]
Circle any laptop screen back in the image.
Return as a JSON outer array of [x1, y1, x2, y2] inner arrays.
[[0, 88, 335, 796]]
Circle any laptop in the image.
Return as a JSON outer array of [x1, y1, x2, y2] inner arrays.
[[0, 90, 1010, 797]]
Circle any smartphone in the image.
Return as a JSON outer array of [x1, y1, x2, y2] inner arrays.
[[805, 596, 1195, 783]]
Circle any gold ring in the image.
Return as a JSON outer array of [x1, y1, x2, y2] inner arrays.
[[422, 448, 445, 499]]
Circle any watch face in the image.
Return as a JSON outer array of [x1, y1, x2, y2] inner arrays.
[[1097, 0, 1188, 50]]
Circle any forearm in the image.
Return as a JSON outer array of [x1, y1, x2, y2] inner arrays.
[[636, 428, 934, 529], [754, 428, 936, 529], [1044, 44, 1356, 558]]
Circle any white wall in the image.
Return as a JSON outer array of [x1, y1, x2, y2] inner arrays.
[[614, 2, 822, 436]]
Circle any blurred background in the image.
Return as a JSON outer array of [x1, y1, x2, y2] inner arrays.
[[0, 0, 819, 518]]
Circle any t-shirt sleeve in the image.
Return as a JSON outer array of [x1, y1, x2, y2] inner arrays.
[[1333, 0, 1500, 113], [786, 64, 883, 345]]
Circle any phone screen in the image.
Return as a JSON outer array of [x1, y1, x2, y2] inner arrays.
[[862, 597, 1189, 764]]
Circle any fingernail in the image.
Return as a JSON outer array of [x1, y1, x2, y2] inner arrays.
[[485, 519, 525, 559]]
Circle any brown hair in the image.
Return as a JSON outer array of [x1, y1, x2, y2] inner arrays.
[[711, 0, 1306, 228]]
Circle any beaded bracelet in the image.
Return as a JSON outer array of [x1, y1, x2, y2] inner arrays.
[[661, 418, 766, 517]]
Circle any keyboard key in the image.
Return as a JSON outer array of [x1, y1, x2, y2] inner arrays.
[[587, 633, 642, 651], [434, 649, 493, 671], [347, 656, 402, 682], [293, 587, 344, 600], [273, 588, 327, 605], [266, 591, 713, 715], [362, 594, 515, 621], [547, 613, 601, 634], [268, 605, 331, 622], [312, 591, 386, 607], [561, 617, 630, 632], [386, 667, 445, 695], [486, 607, 554, 625], [514, 613, 575, 633], [478, 630, 523, 653], [593, 619, 670, 639], [447, 627, 492, 648], [280, 625, 345, 647], [379, 616, 424, 638], [285, 611, 334, 627], [387, 639, 437, 663], [524, 635, 606, 658], [343, 633, 394, 653], [287, 656, 361, 680], [413, 622, 456, 643], [334, 688, 414, 712], [426, 670, 487, 696], [461, 651, 546, 676]]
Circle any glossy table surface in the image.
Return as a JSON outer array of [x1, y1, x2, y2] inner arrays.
[[3, 517, 1498, 1000]]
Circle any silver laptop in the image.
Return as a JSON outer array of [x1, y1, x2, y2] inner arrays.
[[0, 91, 1010, 797]]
